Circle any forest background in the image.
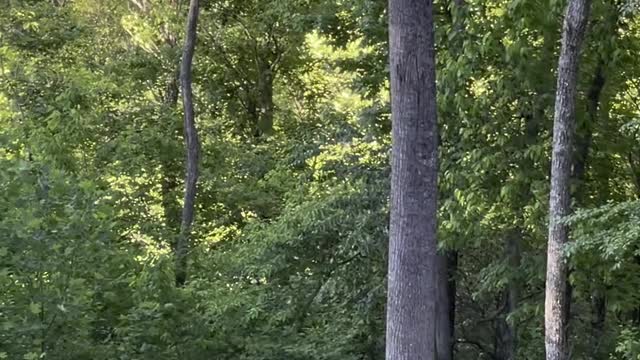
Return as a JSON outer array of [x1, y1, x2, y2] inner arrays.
[[1, 0, 640, 359]]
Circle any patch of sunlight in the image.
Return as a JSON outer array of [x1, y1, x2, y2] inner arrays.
[[130, 230, 170, 263], [488, 5, 506, 18], [469, 77, 490, 98], [334, 88, 372, 117], [530, 35, 545, 48], [203, 225, 240, 247], [143, 89, 157, 102], [121, 14, 160, 55], [502, 33, 514, 48], [306, 31, 374, 62], [0, 93, 12, 121], [106, 171, 164, 219]]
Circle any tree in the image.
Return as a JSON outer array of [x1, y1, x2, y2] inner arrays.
[[175, 0, 201, 286], [386, 0, 439, 358], [545, 0, 592, 359]]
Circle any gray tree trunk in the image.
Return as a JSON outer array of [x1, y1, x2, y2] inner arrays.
[[175, 0, 201, 287], [386, 0, 439, 358], [545, 0, 591, 358]]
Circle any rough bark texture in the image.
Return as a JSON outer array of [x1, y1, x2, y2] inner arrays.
[[175, 0, 200, 287], [386, 0, 438, 358], [545, 0, 591, 359]]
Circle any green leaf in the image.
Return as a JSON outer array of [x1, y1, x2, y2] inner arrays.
[[23, 352, 38, 360], [29, 303, 41, 315]]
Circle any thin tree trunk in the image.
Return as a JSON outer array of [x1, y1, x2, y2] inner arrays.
[[590, 292, 606, 354], [386, 0, 439, 358], [493, 103, 542, 359], [436, 2, 466, 358], [545, 0, 591, 359], [580, 62, 606, 356], [495, 230, 521, 360], [175, 0, 200, 287], [255, 62, 274, 137], [161, 69, 182, 246], [157, 1, 181, 249], [573, 63, 604, 198], [436, 255, 449, 360], [436, 251, 457, 360]]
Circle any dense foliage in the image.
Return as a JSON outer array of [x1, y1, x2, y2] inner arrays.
[[1, 0, 639, 359]]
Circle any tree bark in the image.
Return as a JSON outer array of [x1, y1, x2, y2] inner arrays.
[[386, 0, 439, 358], [545, 0, 591, 359], [175, 0, 200, 287]]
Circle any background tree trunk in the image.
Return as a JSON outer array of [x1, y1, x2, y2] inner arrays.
[[175, 0, 201, 287], [436, 2, 466, 358], [161, 69, 182, 250], [256, 62, 274, 136], [386, 0, 439, 358], [436, 251, 457, 360], [159, 2, 182, 251], [545, 0, 591, 358], [581, 63, 606, 356], [495, 230, 521, 360]]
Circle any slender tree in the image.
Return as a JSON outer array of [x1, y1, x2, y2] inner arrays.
[[160, 10, 182, 251], [496, 230, 521, 360], [436, 252, 456, 360], [175, 0, 201, 287], [436, 1, 467, 358], [545, 0, 591, 358], [386, 0, 439, 358]]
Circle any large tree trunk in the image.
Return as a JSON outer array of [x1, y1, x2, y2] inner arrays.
[[386, 0, 439, 358], [175, 0, 200, 287], [545, 0, 591, 359]]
